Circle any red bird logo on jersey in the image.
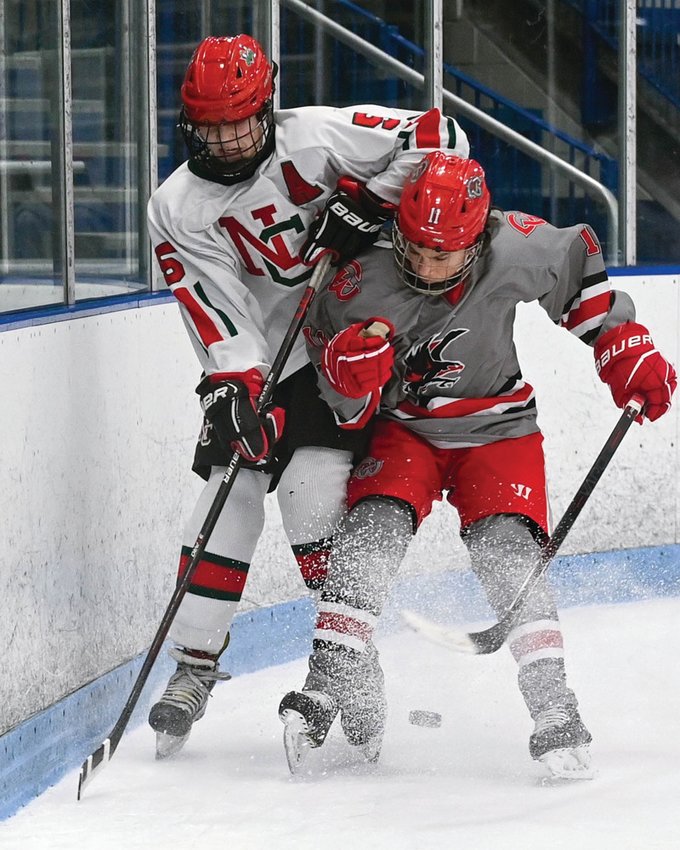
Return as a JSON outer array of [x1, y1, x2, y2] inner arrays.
[[402, 329, 469, 399]]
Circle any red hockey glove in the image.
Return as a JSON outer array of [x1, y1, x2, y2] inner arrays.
[[594, 322, 676, 422], [322, 318, 395, 398], [196, 368, 285, 462], [301, 179, 395, 268]]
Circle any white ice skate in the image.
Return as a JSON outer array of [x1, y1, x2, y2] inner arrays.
[[530, 704, 595, 781]]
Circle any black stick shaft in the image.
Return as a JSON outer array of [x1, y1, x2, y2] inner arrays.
[[468, 395, 643, 654]]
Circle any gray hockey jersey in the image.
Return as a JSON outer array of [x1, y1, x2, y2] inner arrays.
[[305, 209, 636, 446], [147, 104, 468, 382]]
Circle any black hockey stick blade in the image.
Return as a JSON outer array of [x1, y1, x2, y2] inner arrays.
[[403, 396, 644, 656], [78, 736, 115, 800]]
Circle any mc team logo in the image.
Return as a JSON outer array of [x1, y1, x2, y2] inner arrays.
[[240, 46, 256, 65]]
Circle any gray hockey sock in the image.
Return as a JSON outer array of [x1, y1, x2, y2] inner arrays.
[[320, 496, 414, 616], [464, 514, 576, 717]]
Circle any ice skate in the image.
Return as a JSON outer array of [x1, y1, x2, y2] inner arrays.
[[278, 689, 338, 774], [149, 648, 231, 759], [342, 710, 384, 763], [530, 704, 594, 780]]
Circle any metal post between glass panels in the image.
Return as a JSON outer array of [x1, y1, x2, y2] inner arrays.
[[425, 0, 443, 111], [0, 2, 8, 274], [57, 0, 75, 305], [619, 0, 637, 265], [263, 0, 281, 111], [145, 0, 158, 288]]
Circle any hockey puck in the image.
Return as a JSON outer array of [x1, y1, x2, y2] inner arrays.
[[408, 710, 442, 728]]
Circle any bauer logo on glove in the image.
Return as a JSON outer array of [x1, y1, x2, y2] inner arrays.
[[196, 368, 285, 462], [594, 321, 677, 422], [302, 181, 394, 268]]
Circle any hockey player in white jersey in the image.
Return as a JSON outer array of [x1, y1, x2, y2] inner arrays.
[[145, 35, 469, 757], [279, 152, 676, 777]]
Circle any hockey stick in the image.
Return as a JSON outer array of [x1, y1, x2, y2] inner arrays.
[[402, 394, 645, 655], [77, 254, 332, 799]]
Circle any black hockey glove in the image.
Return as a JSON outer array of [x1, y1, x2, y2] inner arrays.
[[301, 181, 395, 268], [196, 368, 285, 463]]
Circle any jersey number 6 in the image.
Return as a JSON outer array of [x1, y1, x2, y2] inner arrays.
[[155, 241, 186, 285]]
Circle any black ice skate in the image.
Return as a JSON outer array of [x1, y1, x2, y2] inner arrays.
[[278, 689, 338, 774], [148, 647, 231, 759], [529, 704, 594, 780]]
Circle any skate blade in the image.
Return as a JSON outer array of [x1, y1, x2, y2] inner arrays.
[[539, 745, 595, 780], [155, 730, 191, 760], [281, 709, 314, 775]]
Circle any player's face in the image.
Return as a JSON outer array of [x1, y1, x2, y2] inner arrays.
[[405, 244, 466, 283], [201, 115, 264, 162]]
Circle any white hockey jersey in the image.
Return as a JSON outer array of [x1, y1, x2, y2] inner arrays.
[[305, 209, 636, 446], [147, 105, 469, 381]]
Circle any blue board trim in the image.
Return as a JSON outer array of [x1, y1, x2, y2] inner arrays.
[[0, 290, 174, 332], [607, 265, 680, 276], [2, 265, 678, 333], [2, 544, 679, 820]]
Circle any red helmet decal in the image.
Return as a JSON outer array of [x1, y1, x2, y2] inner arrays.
[[181, 35, 273, 124]]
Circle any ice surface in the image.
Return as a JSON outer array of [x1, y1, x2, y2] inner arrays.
[[2, 598, 679, 850]]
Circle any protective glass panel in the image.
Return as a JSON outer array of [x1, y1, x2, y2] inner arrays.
[[156, 0, 256, 182], [452, 0, 679, 265], [0, 3, 65, 311], [71, 0, 149, 301], [149, 0, 678, 267]]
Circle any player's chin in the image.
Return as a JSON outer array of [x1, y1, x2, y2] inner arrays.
[[216, 145, 260, 163]]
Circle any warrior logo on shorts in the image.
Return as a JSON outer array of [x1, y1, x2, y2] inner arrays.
[[403, 329, 469, 400], [352, 456, 384, 479]]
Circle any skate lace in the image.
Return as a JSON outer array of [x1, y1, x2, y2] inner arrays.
[[533, 705, 570, 735], [161, 650, 230, 711]]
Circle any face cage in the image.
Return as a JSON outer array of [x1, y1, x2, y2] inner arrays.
[[392, 225, 483, 296], [180, 101, 274, 181]]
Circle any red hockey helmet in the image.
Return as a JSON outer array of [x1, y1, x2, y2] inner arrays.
[[179, 35, 276, 181], [181, 35, 273, 123], [394, 153, 491, 295]]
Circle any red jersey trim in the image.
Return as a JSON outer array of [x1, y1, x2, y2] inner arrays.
[[174, 287, 224, 347]]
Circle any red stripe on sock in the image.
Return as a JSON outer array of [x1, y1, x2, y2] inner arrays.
[[509, 628, 564, 663], [316, 611, 373, 643], [178, 553, 248, 595], [295, 549, 329, 588]]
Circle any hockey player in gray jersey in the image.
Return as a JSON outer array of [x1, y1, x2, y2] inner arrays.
[[145, 36, 469, 758], [279, 152, 676, 778]]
